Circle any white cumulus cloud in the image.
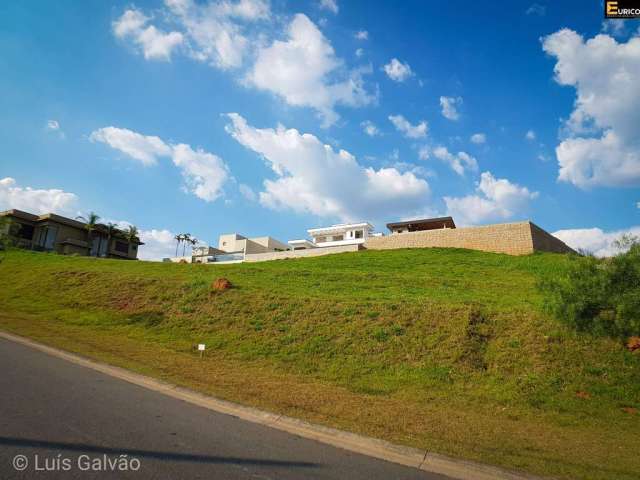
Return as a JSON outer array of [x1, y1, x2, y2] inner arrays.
[[90, 127, 172, 166], [388, 114, 427, 139], [171, 143, 230, 201], [46, 119, 65, 139], [113, 9, 184, 61], [361, 120, 380, 137], [470, 133, 486, 144], [432, 146, 478, 176], [247, 14, 375, 126], [444, 172, 538, 226], [138, 228, 179, 261], [553, 225, 640, 257], [525, 129, 536, 141], [439, 96, 462, 121], [383, 58, 413, 82], [318, 0, 338, 14], [225, 113, 430, 222], [526, 3, 546, 16], [542, 29, 640, 188], [0, 177, 78, 216], [354, 30, 368, 40], [239, 183, 257, 201], [164, 0, 270, 69], [114, 0, 270, 69], [90, 127, 229, 202]]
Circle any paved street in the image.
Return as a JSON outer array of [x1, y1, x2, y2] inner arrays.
[[0, 337, 449, 479]]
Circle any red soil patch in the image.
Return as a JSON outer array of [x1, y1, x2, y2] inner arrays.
[[626, 336, 640, 352], [211, 278, 232, 292]]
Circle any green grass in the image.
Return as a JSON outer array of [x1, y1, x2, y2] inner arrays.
[[0, 248, 638, 479]]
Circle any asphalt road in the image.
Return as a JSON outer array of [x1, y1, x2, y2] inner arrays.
[[0, 337, 450, 479]]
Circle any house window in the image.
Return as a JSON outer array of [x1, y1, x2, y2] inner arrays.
[[115, 241, 129, 254], [90, 236, 100, 256], [13, 222, 34, 240], [34, 226, 58, 250], [333, 235, 344, 241], [354, 230, 363, 239], [45, 226, 57, 249], [316, 236, 327, 243]]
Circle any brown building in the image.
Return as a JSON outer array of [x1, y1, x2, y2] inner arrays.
[[0, 209, 143, 260], [387, 216, 456, 234]]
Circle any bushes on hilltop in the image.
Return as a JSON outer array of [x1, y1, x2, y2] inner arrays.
[[539, 235, 640, 340]]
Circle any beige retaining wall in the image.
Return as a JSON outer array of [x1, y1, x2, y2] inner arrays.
[[530, 222, 576, 254], [244, 244, 361, 262], [364, 221, 575, 256]]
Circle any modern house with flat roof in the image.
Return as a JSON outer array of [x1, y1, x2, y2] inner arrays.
[[218, 233, 290, 254], [387, 216, 456, 234], [0, 209, 143, 259], [290, 222, 376, 250], [163, 233, 290, 264]]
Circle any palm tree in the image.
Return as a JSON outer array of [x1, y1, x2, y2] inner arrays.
[[103, 223, 120, 257], [174, 234, 183, 257], [76, 212, 101, 256], [124, 225, 139, 244], [190, 237, 198, 255], [181, 233, 192, 257]]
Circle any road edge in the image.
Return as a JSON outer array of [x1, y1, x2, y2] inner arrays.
[[0, 330, 542, 480]]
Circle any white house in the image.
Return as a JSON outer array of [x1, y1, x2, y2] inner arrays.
[[292, 222, 376, 249], [218, 233, 289, 254]]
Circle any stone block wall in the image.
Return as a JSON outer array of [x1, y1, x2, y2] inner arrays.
[[530, 222, 576, 254], [364, 221, 573, 256]]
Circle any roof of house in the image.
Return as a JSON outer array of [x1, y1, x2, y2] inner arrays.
[[288, 239, 317, 248], [386, 216, 456, 231], [249, 236, 290, 250], [0, 209, 40, 222], [307, 222, 374, 235]]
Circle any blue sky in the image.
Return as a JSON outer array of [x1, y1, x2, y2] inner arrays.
[[1, 0, 638, 259]]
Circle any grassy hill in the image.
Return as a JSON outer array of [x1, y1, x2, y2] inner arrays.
[[0, 248, 638, 479]]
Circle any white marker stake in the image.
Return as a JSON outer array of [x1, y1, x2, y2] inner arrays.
[[198, 344, 206, 358]]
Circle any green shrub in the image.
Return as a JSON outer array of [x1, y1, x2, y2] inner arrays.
[[539, 236, 640, 339]]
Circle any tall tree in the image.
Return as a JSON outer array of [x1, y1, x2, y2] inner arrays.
[[124, 225, 139, 244], [103, 223, 120, 258], [76, 212, 101, 256], [174, 234, 183, 257], [181, 233, 191, 257]]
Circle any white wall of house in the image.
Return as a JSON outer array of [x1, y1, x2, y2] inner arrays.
[[307, 223, 374, 248], [218, 233, 247, 253]]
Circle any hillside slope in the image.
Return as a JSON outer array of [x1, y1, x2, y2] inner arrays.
[[0, 249, 638, 479]]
